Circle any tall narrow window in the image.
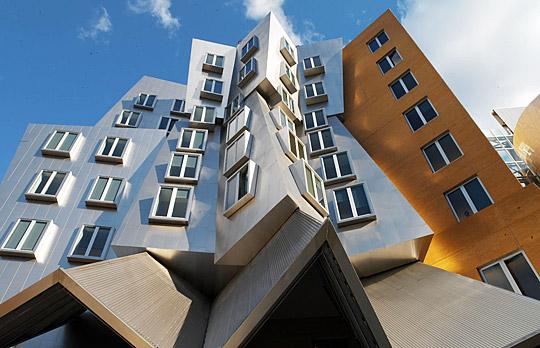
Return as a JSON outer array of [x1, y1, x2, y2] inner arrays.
[[26, 170, 69, 202], [158, 116, 179, 135], [304, 162, 327, 213], [282, 128, 306, 161], [445, 177, 493, 221], [423, 133, 463, 172], [116, 110, 141, 128], [377, 49, 402, 74], [390, 71, 418, 99], [278, 86, 295, 115], [321, 152, 355, 183], [165, 152, 202, 183], [367, 31, 389, 53], [171, 99, 185, 115], [191, 106, 216, 125], [134, 93, 157, 109], [95, 137, 129, 163], [224, 160, 258, 217], [404, 98, 438, 131], [42, 130, 80, 157], [149, 185, 193, 225], [224, 131, 252, 176], [480, 251, 540, 300], [304, 109, 327, 131], [333, 184, 375, 226], [307, 128, 336, 156], [0, 219, 50, 257], [68, 225, 114, 262], [86, 176, 124, 209], [227, 94, 245, 119], [176, 128, 208, 152]]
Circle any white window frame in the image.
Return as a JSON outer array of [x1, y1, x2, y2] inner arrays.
[[226, 106, 251, 144], [134, 93, 157, 110], [86, 176, 125, 209], [377, 49, 402, 74], [157, 116, 180, 134], [304, 82, 326, 98], [367, 31, 389, 53], [320, 151, 356, 184], [95, 137, 130, 164], [149, 184, 194, 225], [170, 99, 186, 115], [278, 85, 296, 115], [303, 109, 328, 131], [67, 225, 115, 263], [202, 78, 223, 95], [205, 53, 225, 68], [307, 127, 337, 157], [332, 183, 376, 227], [270, 107, 296, 132], [116, 110, 142, 128], [303, 56, 322, 70], [277, 127, 306, 162], [0, 218, 51, 258], [479, 250, 540, 296], [224, 130, 252, 177], [190, 106, 216, 126], [404, 98, 438, 132], [238, 58, 257, 86], [25, 170, 70, 202], [165, 152, 203, 184], [422, 132, 463, 173], [241, 35, 259, 61], [445, 177, 493, 222], [176, 128, 208, 153], [390, 71, 418, 100], [223, 160, 258, 218], [302, 160, 328, 216], [41, 130, 81, 158], [227, 94, 245, 120]]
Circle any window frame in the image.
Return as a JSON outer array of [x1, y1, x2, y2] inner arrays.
[[270, 107, 296, 133], [190, 106, 216, 128], [445, 177, 493, 222], [367, 30, 389, 53], [377, 48, 403, 74], [226, 106, 251, 144], [149, 184, 194, 225], [41, 130, 81, 158], [170, 99, 186, 115], [389, 71, 418, 100], [224, 130, 252, 177], [280, 61, 298, 93], [320, 151, 356, 185], [278, 85, 296, 118], [204, 53, 225, 67], [280, 37, 296, 66], [403, 98, 438, 132], [164, 152, 203, 184], [333, 183, 376, 226], [95, 136, 131, 164], [227, 94, 245, 120], [303, 109, 328, 131], [302, 160, 328, 216], [0, 218, 51, 258], [307, 127, 337, 157], [85, 176, 125, 209], [202, 78, 224, 95], [134, 93, 157, 110], [240, 35, 259, 63], [67, 225, 115, 263], [422, 132, 463, 173], [116, 109, 142, 128], [223, 160, 258, 218], [304, 82, 328, 106], [157, 116, 180, 135], [277, 127, 306, 162], [176, 128, 208, 153], [25, 170, 70, 202], [238, 58, 258, 87]]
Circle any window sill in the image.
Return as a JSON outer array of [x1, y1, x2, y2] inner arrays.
[[280, 47, 296, 66], [238, 70, 257, 88], [133, 103, 154, 111], [324, 174, 357, 187], [337, 213, 377, 227], [304, 65, 325, 77], [164, 175, 199, 185], [310, 146, 338, 158], [200, 91, 224, 102], [280, 73, 297, 94], [302, 191, 329, 217], [115, 123, 139, 129], [95, 154, 124, 164], [0, 248, 36, 259], [25, 192, 59, 203], [85, 199, 118, 209], [170, 109, 190, 117], [189, 120, 216, 131], [67, 255, 105, 263], [305, 94, 329, 106], [240, 46, 258, 64], [224, 192, 255, 218], [304, 123, 329, 133], [148, 215, 189, 226], [41, 148, 72, 158], [202, 63, 224, 75]]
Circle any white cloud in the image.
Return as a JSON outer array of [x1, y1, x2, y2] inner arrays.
[[128, 0, 180, 32], [79, 7, 112, 41], [301, 19, 325, 44], [398, 0, 540, 129]]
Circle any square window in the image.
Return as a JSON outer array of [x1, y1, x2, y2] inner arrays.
[[165, 152, 202, 184], [86, 176, 124, 209], [68, 225, 114, 263], [304, 82, 328, 105], [304, 109, 327, 131], [333, 183, 375, 226], [422, 132, 462, 172], [190, 106, 216, 128], [0, 219, 50, 258], [307, 127, 336, 156], [116, 110, 142, 128], [321, 152, 355, 184], [404, 98, 438, 131], [390, 71, 418, 99], [171, 99, 185, 115], [25, 170, 69, 202], [95, 137, 130, 164], [149, 185, 194, 225], [224, 160, 258, 217], [42, 130, 80, 158], [176, 128, 208, 153], [445, 177, 492, 221]]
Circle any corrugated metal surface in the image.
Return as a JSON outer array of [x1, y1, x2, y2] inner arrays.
[[363, 262, 540, 348]]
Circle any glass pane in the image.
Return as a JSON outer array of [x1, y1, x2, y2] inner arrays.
[[89, 227, 110, 257], [204, 79, 213, 92], [305, 166, 315, 197], [336, 152, 352, 176], [378, 59, 392, 74], [205, 54, 214, 64], [181, 130, 193, 148], [159, 117, 169, 130], [193, 131, 204, 149], [312, 56, 322, 67], [368, 39, 379, 53], [482, 263, 514, 292], [289, 132, 298, 157], [193, 107, 203, 122], [46, 131, 64, 150], [304, 57, 313, 69], [391, 81, 406, 99], [315, 82, 325, 95], [298, 142, 306, 160], [463, 178, 492, 212], [204, 108, 215, 123], [169, 154, 184, 177], [424, 143, 447, 172], [34, 171, 53, 194], [402, 72, 418, 90], [305, 85, 315, 98], [120, 111, 130, 124], [104, 179, 122, 202], [418, 100, 437, 122], [155, 188, 173, 217], [323, 156, 337, 179], [73, 226, 95, 256], [304, 113, 315, 130], [60, 133, 77, 151], [335, 189, 353, 220], [184, 156, 198, 178], [172, 189, 189, 218], [173, 99, 183, 112], [168, 118, 178, 132], [102, 137, 115, 156], [215, 55, 224, 67], [112, 139, 127, 157], [214, 81, 223, 94], [309, 133, 321, 151], [21, 221, 47, 251], [508, 149, 521, 161], [389, 50, 402, 66], [238, 165, 249, 199], [505, 253, 540, 300], [438, 134, 462, 162], [351, 185, 371, 216], [45, 172, 66, 195], [315, 110, 325, 126], [4, 220, 31, 249], [127, 112, 139, 126], [447, 188, 474, 220], [145, 95, 156, 107], [377, 31, 389, 45], [226, 175, 238, 209], [137, 94, 147, 105], [405, 108, 424, 131], [90, 177, 108, 200], [321, 129, 334, 148], [315, 178, 325, 205]]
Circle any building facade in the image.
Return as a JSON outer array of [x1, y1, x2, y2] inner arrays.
[[0, 10, 539, 348]]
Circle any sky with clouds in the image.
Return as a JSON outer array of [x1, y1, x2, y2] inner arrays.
[[0, 0, 539, 180]]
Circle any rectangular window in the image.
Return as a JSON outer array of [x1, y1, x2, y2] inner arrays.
[[171, 99, 185, 114], [203, 79, 223, 95], [423, 133, 463, 172], [285, 128, 306, 161], [445, 177, 493, 221], [404, 98, 438, 131], [68, 225, 114, 262], [149, 185, 193, 225], [304, 109, 327, 131], [377, 49, 402, 74], [134, 93, 157, 109], [25, 170, 69, 202], [0, 219, 50, 257], [368, 31, 389, 53], [303, 56, 322, 70], [241, 36, 259, 62], [158, 116, 179, 135], [95, 137, 129, 163], [116, 110, 141, 128], [86, 176, 124, 209], [238, 58, 258, 87], [224, 131, 252, 177], [321, 152, 355, 184], [278, 85, 295, 115], [480, 251, 540, 300], [307, 127, 336, 156], [176, 128, 208, 153], [190, 106, 216, 125], [270, 107, 295, 132], [305, 82, 326, 98], [333, 184, 375, 226], [226, 106, 251, 144], [205, 53, 224, 68], [390, 71, 418, 99], [165, 152, 202, 184], [227, 94, 245, 120], [42, 130, 80, 157], [224, 160, 258, 217], [304, 162, 327, 213]]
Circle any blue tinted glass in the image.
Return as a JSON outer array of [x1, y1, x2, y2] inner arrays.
[[463, 178, 492, 212]]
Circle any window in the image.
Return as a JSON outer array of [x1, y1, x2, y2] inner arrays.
[[224, 160, 258, 217], [86, 176, 124, 209], [480, 251, 540, 300], [307, 128, 336, 156], [278, 85, 295, 115], [304, 109, 327, 131], [333, 184, 375, 226], [165, 152, 202, 183], [238, 58, 257, 87], [304, 82, 328, 105], [404, 98, 438, 131], [176, 128, 208, 152], [368, 31, 389, 53], [423, 133, 463, 172], [68, 225, 114, 262], [377, 49, 402, 74], [390, 71, 418, 99], [171, 99, 185, 115], [224, 131, 252, 176], [304, 162, 328, 214], [226, 106, 251, 143], [95, 137, 129, 163], [280, 37, 296, 66], [271, 107, 296, 132], [134, 93, 157, 109], [25, 170, 69, 202], [280, 128, 306, 162], [42, 130, 79, 157], [227, 94, 245, 119], [280, 62, 297, 93], [241, 36, 259, 62], [486, 130, 531, 187], [303, 56, 322, 70], [205, 53, 224, 67], [203, 79, 223, 95], [158, 116, 179, 135], [116, 110, 141, 128], [149, 185, 193, 225], [190, 106, 216, 126], [0, 219, 50, 257], [445, 177, 493, 221], [321, 152, 355, 184]]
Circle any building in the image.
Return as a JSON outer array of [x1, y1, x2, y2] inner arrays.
[[0, 10, 539, 348]]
